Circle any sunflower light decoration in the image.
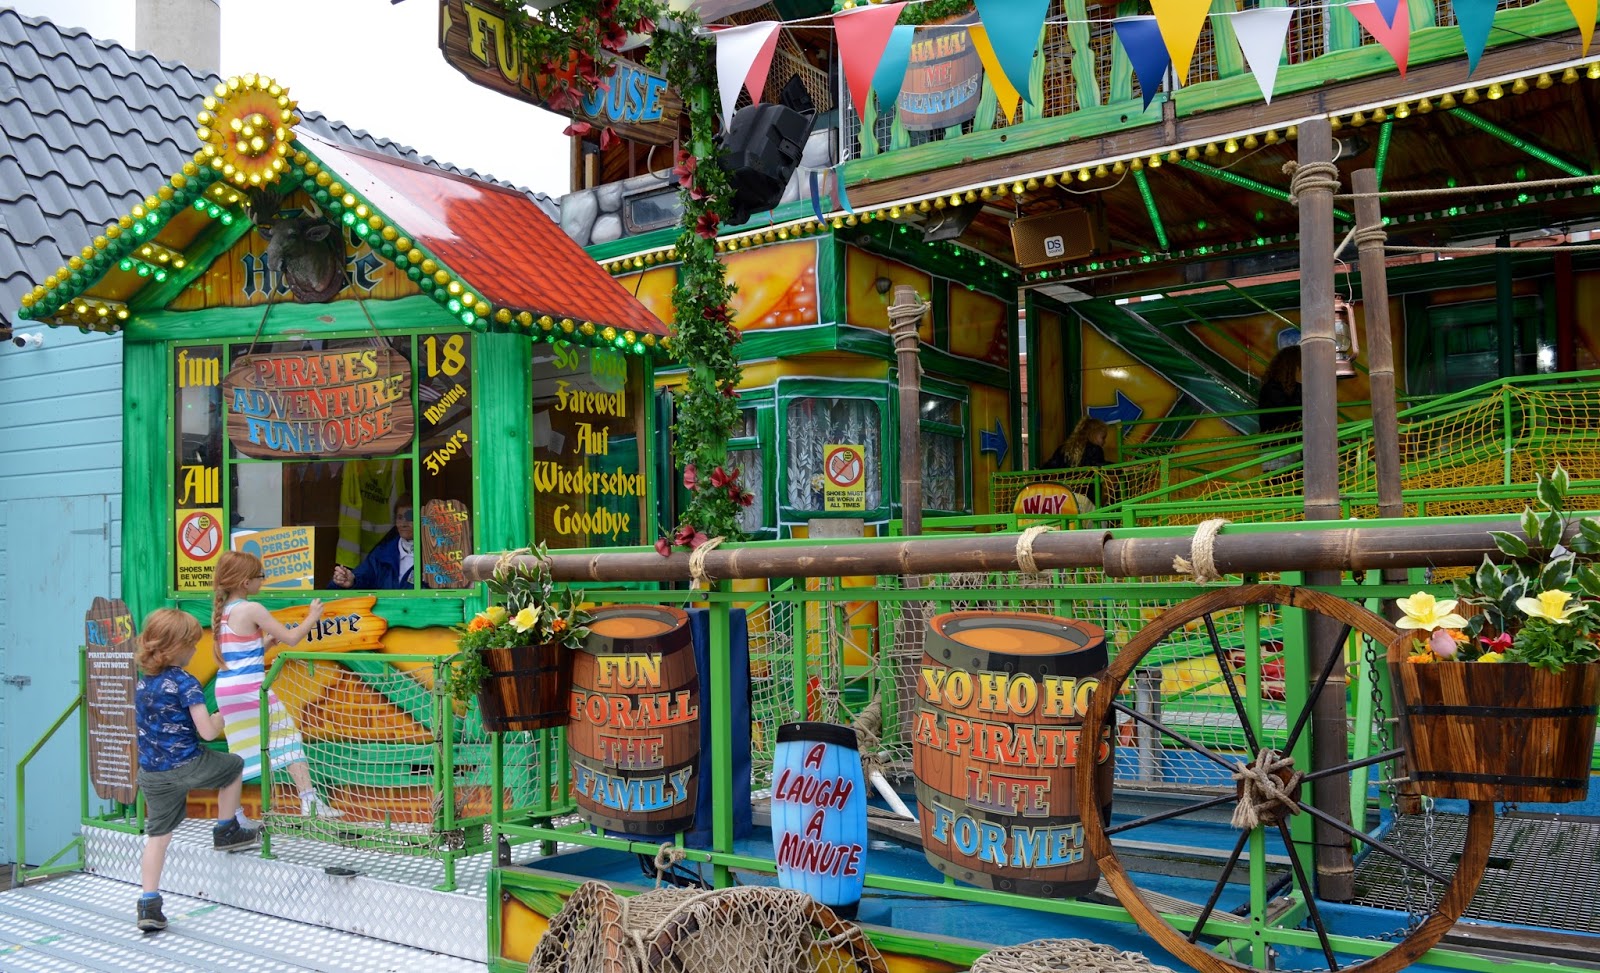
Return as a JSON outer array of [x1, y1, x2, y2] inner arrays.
[[194, 74, 300, 188]]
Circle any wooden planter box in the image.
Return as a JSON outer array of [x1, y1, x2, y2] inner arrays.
[[477, 642, 571, 733], [1388, 634, 1600, 803]]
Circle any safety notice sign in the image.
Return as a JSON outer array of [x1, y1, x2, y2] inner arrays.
[[175, 508, 224, 592], [823, 444, 866, 512]]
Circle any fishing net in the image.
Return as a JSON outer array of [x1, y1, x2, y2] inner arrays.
[[526, 880, 886, 973], [969, 938, 1179, 973], [261, 656, 545, 853]]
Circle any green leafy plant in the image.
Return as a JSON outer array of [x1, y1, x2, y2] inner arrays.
[[441, 544, 593, 702], [1400, 466, 1600, 671]]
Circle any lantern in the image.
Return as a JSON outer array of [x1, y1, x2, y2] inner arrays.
[[1333, 296, 1359, 379]]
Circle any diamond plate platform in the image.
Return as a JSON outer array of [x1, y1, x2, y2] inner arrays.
[[81, 821, 489, 962], [0, 872, 482, 972]]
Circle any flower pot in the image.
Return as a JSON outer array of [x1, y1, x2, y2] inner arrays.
[[1388, 634, 1600, 802], [477, 642, 571, 733]]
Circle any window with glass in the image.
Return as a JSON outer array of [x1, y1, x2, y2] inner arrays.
[[728, 404, 774, 538], [783, 394, 884, 514], [531, 344, 648, 549], [170, 331, 475, 594], [920, 390, 967, 513]]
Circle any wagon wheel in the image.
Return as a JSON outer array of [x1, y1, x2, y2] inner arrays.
[[644, 892, 887, 973], [1076, 584, 1492, 973]]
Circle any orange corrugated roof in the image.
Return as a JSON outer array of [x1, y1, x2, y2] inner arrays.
[[304, 134, 668, 337]]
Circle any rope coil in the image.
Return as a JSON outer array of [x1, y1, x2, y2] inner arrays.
[[1172, 518, 1232, 583], [1283, 160, 1341, 205], [1231, 748, 1304, 830], [492, 546, 532, 577], [688, 536, 726, 590], [1014, 524, 1057, 574], [653, 842, 689, 888]]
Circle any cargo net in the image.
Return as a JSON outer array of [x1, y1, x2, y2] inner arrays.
[[527, 880, 885, 973], [745, 592, 804, 790], [863, 573, 1287, 793], [260, 657, 544, 854], [970, 938, 1178, 973]]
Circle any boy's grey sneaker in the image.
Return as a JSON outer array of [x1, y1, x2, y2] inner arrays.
[[136, 895, 168, 932], [212, 819, 260, 851]]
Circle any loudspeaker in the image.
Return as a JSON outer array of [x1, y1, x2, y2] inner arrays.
[[718, 76, 816, 225], [922, 203, 980, 242], [1010, 206, 1107, 268]]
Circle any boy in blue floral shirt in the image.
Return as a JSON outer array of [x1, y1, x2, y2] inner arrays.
[[133, 609, 258, 932]]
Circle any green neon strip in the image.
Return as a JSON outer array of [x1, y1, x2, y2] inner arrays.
[[1374, 121, 1393, 191], [1177, 159, 1356, 223], [1133, 170, 1170, 251], [1446, 108, 1589, 177]]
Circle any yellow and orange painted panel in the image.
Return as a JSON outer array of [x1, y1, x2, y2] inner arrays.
[[845, 249, 933, 339], [948, 286, 1009, 365]]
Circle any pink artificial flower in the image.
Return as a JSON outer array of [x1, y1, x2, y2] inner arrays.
[[1430, 628, 1459, 659], [683, 463, 698, 490], [1479, 632, 1513, 653], [710, 466, 730, 489], [654, 537, 673, 558]]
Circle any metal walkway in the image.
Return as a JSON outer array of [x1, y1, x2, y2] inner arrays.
[[0, 873, 483, 972]]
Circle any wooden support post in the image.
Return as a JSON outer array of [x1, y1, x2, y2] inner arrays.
[[1556, 251, 1577, 373], [889, 285, 930, 537], [1352, 169, 1405, 542], [1296, 118, 1356, 901]]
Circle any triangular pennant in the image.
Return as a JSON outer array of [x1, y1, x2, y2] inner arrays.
[[714, 21, 781, 126], [1452, 0, 1496, 74], [1373, 0, 1402, 27], [1565, 0, 1597, 54], [809, 170, 826, 224], [1114, 16, 1173, 110], [1150, 0, 1212, 86], [873, 25, 917, 114], [970, 24, 1023, 123], [1348, 0, 1411, 75], [973, 0, 1050, 104], [837, 3, 905, 121], [1231, 7, 1294, 103]]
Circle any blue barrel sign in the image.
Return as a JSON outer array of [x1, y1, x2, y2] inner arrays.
[[772, 722, 869, 917]]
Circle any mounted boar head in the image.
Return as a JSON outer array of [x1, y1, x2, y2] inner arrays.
[[249, 191, 347, 303]]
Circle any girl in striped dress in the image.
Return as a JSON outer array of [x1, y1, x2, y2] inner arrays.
[[211, 551, 341, 818]]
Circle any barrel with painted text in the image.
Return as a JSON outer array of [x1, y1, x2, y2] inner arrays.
[[569, 605, 700, 834], [913, 611, 1113, 897], [772, 722, 869, 917]]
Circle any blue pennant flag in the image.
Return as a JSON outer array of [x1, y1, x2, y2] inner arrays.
[[1373, 0, 1403, 26], [809, 170, 827, 224], [1453, 0, 1497, 74], [1114, 17, 1173, 110], [974, 0, 1051, 105], [872, 25, 916, 114]]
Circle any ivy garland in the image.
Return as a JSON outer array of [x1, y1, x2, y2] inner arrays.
[[896, 0, 974, 25], [499, 2, 750, 550]]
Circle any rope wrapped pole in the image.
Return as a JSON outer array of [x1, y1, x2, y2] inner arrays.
[[889, 285, 931, 537], [1293, 118, 1356, 901]]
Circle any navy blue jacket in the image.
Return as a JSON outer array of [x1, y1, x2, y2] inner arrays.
[[350, 531, 414, 589]]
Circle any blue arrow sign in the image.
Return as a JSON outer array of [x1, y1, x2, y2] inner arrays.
[[979, 420, 1009, 468], [1088, 390, 1143, 424]]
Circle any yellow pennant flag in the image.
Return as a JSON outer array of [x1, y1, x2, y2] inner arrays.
[[1566, 0, 1597, 53], [1150, 0, 1213, 86], [969, 25, 1022, 123]]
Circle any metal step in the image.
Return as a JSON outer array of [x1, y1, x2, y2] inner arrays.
[[0, 873, 481, 972], [80, 820, 489, 962]]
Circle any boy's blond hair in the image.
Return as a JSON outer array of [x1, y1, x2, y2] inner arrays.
[[136, 608, 201, 675]]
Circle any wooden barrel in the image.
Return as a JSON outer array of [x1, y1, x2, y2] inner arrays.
[[913, 611, 1113, 897], [478, 642, 569, 733], [1388, 634, 1600, 802], [897, 13, 983, 131], [772, 722, 869, 918], [569, 605, 699, 834]]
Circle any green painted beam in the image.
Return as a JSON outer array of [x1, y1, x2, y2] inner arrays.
[[1074, 298, 1258, 422], [1446, 107, 1592, 177]]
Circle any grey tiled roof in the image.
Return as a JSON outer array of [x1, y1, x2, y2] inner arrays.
[[0, 7, 557, 316]]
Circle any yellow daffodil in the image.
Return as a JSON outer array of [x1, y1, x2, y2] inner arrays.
[[1516, 589, 1588, 624], [483, 606, 507, 627], [1477, 651, 1505, 663], [1396, 592, 1469, 630], [513, 605, 541, 633]]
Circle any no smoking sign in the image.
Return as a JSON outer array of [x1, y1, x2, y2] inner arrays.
[[823, 444, 866, 512]]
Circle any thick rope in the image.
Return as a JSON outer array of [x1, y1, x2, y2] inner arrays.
[[970, 937, 1179, 973], [652, 842, 689, 889], [1283, 160, 1340, 206], [492, 546, 532, 577], [1352, 224, 1388, 250], [1014, 524, 1057, 574], [1335, 172, 1600, 200], [688, 536, 726, 590], [851, 697, 884, 780], [1171, 518, 1231, 583], [1231, 748, 1304, 830], [1387, 242, 1600, 254]]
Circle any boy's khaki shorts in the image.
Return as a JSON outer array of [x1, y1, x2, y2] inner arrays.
[[140, 749, 244, 836]]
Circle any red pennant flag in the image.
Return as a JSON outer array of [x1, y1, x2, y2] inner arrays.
[[835, 2, 906, 121], [1348, 1, 1411, 75]]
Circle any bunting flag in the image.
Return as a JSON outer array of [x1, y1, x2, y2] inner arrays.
[[808, 169, 827, 223], [1150, 0, 1212, 86], [714, 21, 782, 126], [1231, 7, 1295, 103], [872, 25, 917, 114], [837, 2, 906, 121], [969, 24, 1023, 122], [1349, 0, 1411, 75], [1452, 0, 1497, 74], [1114, 16, 1173, 110], [973, 0, 1051, 104], [1565, 0, 1597, 54], [1373, 0, 1403, 27]]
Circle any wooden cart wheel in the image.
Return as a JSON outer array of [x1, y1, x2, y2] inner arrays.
[[1076, 584, 1493, 973], [645, 893, 888, 973]]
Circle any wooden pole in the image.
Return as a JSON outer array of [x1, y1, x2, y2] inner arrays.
[[1296, 118, 1355, 901], [464, 516, 1538, 584], [889, 285, 930, 536], [1352, 169, 1402, 530]]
